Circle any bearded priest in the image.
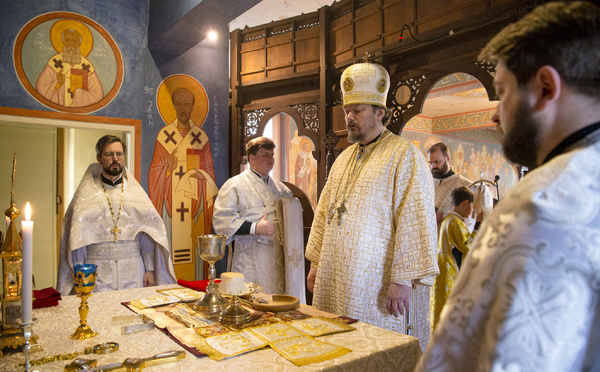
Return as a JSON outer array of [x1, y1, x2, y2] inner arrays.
[[57, 135, 176, 295], [305, 59, 438, 349]]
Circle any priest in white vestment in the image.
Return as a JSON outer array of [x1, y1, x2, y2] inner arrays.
[[428, 142, 493, 232], [417, 2, 600, 371], [306, 61, 439, 348], [57, 135, 176, 295], [212, 137, 293, 294]]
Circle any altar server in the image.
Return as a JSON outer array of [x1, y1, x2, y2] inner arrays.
[[431, 186, 475, 329]]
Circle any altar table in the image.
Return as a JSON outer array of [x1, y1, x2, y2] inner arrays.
[[1, 285, 422, 371]]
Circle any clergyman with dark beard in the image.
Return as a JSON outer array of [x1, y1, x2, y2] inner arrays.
[[416, 2, 600, 371], [427, 143, 476, 230], [35, 25, 104, 107], [56, 135, 177, 296]]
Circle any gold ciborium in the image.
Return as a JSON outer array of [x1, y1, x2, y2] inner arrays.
[[193, 235, 228, 314], [70, 264, 98, 340]]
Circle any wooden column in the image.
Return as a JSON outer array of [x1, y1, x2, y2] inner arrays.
[[318, 6, 331, 196], [230, 29, 243, 177]]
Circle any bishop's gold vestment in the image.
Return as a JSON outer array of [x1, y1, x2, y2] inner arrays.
[[306, 132, 438, 347]]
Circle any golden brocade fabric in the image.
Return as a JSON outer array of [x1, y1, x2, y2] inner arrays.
[[288, 317, 355, 337], [269, 335, 350, 367], [192, 329, 270, 361], [431, 212, 472, 328], [186, 314, 353, 365], [126, 293, 355, 366], [305, 132, 439, 345]]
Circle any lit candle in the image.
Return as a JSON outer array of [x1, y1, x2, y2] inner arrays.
[[21, 202, 33, 324]]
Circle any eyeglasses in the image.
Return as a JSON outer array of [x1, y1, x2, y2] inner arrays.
[[102, 152, 125, 159]]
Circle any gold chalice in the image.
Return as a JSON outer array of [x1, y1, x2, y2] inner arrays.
[[193, 235, 228, 313], [70, 264, 98, 340]]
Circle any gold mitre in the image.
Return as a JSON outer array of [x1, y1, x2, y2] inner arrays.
[[341, 60, 390, 108]]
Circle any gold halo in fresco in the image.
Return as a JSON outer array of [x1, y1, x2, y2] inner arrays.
[[299, 137, 313, 151], [13, 11, 124, 114], [157, 74, 209, 126], [50, 19, 94, 57]]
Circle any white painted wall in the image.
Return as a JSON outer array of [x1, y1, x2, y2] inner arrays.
[[0, 122, 57, 290], [0, 117, 134, 290]]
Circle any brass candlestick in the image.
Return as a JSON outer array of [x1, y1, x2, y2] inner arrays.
[[21, 321, 33, 371], [70, 264, 98, 340], [1, 152, 22, 342], [193, 235, 228, 314]]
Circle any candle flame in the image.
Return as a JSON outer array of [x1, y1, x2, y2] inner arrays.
[[25, 202, 31, 221]]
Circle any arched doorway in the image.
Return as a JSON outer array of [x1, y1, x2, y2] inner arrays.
[[400, 72, 518, 201], [263, 112, 318, 211]]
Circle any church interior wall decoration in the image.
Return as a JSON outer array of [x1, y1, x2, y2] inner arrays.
[[149, 74, 217, 281], [13, 11, 124, 114]]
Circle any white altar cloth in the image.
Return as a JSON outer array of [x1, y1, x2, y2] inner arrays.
[[1, 285, 422, 371]]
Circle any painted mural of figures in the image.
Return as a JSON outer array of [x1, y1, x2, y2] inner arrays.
[[149, 75, 218, 280], [35, 20, 104, 107], [294, 137, 317, 209]]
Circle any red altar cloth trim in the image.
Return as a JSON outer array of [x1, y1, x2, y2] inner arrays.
[[336, 316, 359, 324], [33, 287, 61, 309], [177, 279, 221, 292]]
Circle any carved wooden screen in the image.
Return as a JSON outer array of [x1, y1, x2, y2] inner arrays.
[[239, 14, 321, 84], [231, 0, 530, 194]]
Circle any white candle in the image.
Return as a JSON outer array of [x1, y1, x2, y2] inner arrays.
[[21, 202, 33, 324]]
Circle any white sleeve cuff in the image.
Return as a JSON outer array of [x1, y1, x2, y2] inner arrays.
[[250, 223, 257, 235]]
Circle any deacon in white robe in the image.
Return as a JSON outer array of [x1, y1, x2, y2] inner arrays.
[[212, 138, 293, 294], [57, 161, 176, 295]]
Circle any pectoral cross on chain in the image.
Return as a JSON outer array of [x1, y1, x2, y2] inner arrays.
[[336, 201, 347, 226], [111, 225, 122, 242]]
